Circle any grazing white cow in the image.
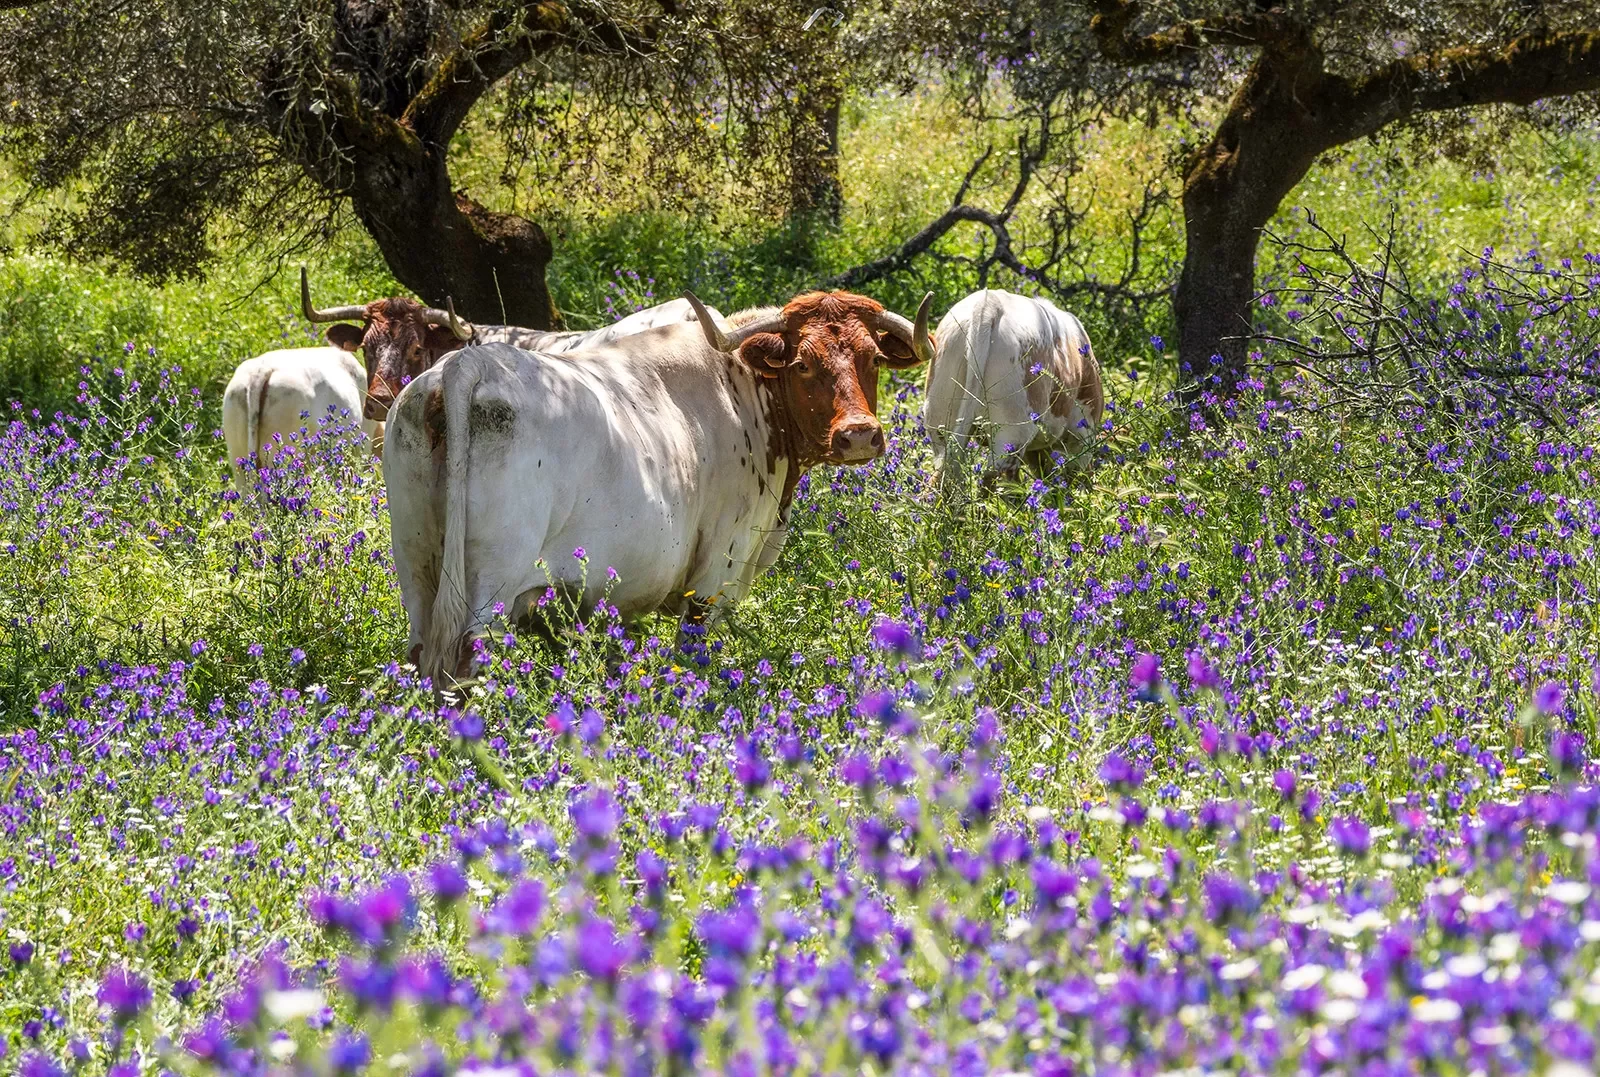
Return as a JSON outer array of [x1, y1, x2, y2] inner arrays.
[[221, 347, 380, 491], [384, 289, 932, 684], [300, 269, 719, 421], [924, 289, 1104, 485]]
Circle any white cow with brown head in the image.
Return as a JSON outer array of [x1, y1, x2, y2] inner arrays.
[[383, 289, 932, 684], [924, 289, 1104, 487]]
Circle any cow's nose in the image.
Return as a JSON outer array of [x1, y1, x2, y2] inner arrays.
[[831, 421, 884, 462], [364, 395, 391, 422]]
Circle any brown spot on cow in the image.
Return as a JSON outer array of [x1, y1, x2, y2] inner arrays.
[[424, 384, 447, 451], [1046, 338, 1106, 431]]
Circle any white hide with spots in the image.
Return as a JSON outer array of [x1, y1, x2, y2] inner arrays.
[[385, 321, 786, 683], [924, 289, 1104, 482], [221, 347, 381, 491]]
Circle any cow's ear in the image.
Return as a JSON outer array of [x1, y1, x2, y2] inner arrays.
[[326, 324, 363, 352], [425, 325, 464, 353], [877, 330, 930, 369], [738, 333, 788, 377]]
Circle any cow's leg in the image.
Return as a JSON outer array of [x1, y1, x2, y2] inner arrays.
[[973, 349, 1041, 483], [511, 584, 575, 650], [988, 422, 1037, 483], [1024, 446, 1053, 479], [927, 423, 951, 495], [675, 598, 715, 660], [221, 384, 252, 495], [441, 428, 558, 668]]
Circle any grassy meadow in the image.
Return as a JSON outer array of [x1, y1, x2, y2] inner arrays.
[[1, 95, 1599, 1074]]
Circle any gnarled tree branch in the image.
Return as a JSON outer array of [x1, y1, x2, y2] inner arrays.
[[1085, 0, 1313, 64], [406, 0, 656, 148], [1332, 29, 1600, 145]]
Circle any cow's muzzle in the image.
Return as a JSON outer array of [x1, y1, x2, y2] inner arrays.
[[364, 395, 392, 422], [830, 420, 885, 463]]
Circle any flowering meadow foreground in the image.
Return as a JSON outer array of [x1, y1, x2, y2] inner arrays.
[[3, 250, 1600, 1075]]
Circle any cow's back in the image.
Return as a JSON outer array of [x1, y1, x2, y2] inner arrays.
[[222, 347, 373, 485], [473, 299, 720, 356]]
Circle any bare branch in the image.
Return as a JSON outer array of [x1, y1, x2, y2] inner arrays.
[[827, 204, 1007, 291], [1253, 209, 1600, 430]]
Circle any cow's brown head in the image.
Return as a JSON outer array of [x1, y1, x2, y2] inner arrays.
[[684, 290, 933, 466], [301, 269, 473, 421]]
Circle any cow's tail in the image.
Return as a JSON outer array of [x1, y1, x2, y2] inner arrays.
[[423, 354, 483, 686], [245, 366, 273, 466], [951, 289, 992, 445]]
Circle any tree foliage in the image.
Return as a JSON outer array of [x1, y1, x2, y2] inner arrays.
[[0, 0, 883, 323], [841, 0, 1600, 390]]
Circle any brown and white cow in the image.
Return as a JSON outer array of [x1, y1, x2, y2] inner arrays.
[[924, 288, 1104, 487], [300, 270, 721, 423], [384, 289, 932, 683]]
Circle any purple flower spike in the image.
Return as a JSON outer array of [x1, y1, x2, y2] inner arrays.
[[856, 690, 901, 727], [871, 617, 920, 658], [19, 1054, 65, 1077], [327, 1032, 371, 1074], [1098, 752, 1145, 791], [1533, 680, 1565, 715], [1550, 731, 1586, 779], [427, 861, 469, 904], [577, 707, 605, 743], [489, 878, 546, 936], [1187, 650, 1222, 691], [450, 711, 484, 741], [1329, 815, 1371, 856], [97, 966, 151, 1025], [1272, 769, 1297, 802], [1129, 652, 1162, 700], [573, 917, 634, 983]]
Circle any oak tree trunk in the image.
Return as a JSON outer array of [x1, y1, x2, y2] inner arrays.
[[1176, 58, 1334, 395], [347, 144, 560, 329], [1174, 180, 1264, 395], [790, 93, 843, 225]]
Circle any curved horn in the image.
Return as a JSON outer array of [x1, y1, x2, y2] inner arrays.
[[876, 292, 935, 364], [420, 297, 473, 340], [683, 291, 733, 351], [683, 291, 786, 353], [300, 267, 368, 323]]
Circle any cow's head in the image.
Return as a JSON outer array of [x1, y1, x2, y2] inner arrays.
[[684, 290, 933, 465], [301, 269, 473, 421]]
